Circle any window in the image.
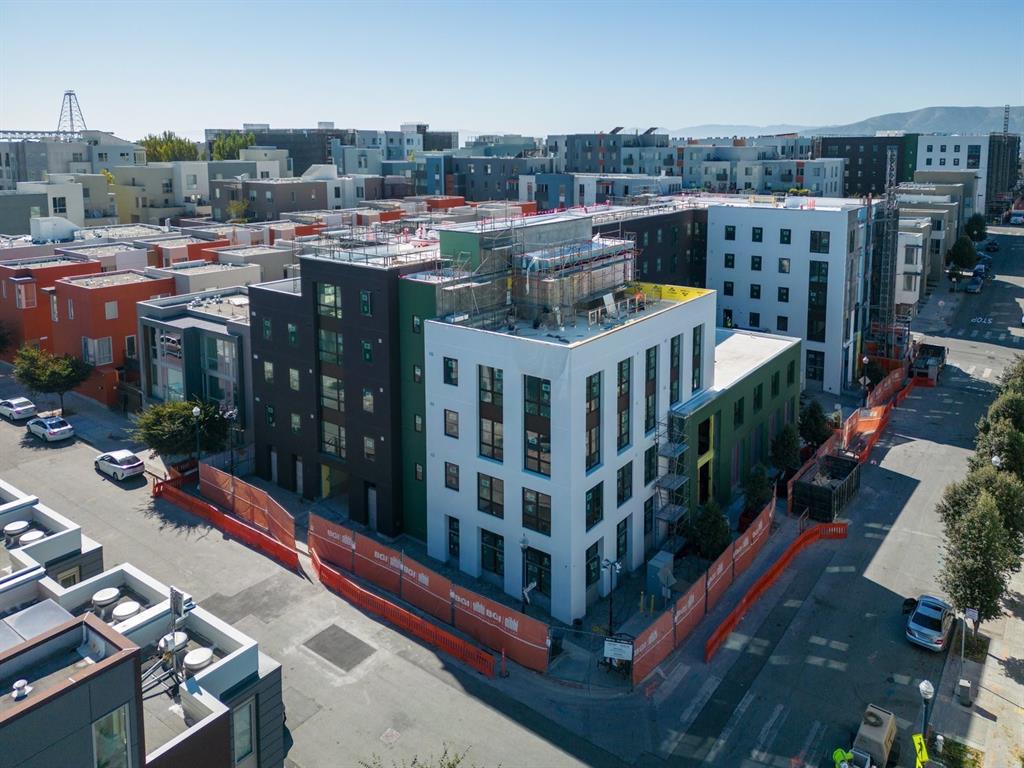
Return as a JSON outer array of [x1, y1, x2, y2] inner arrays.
[[753, 383, 763, 413], [777, 315, 789, 332], [481, 529, 504, 576], [644, 346, 657, 433], [723, 281, 734, 296], [317, 282, 342, 318], [92, 703, 130, 768], [669, 334, 682, 405], [104, 300, 118, 320], [585, 482, 604, 529], [49, 294, 58, 322], [51, 196, 67, 214], [444, 408, 459, 437], [644, 445, 658, 485], [412, 315, 422, 333], [810, 230, 830, 254], [415, 463, 424, 481], [125, 335, 137, 359], [750, 284, 761, 299], [289, 368, 300, 391], [806, 350, 825, 381], [586, 542, 601, 586], [524, 375, 551, 417], [925, 158, 933, 166], [447, 517, 460, 558], [939, 158, 946, 166], [361, 340, 373, 362], [771, 371, 780, 398], [14, 283, 36, 309], [364, 436, 376, 461], [780, 228, 791, 244], [523, 488, 552, 535], [359, 289, 373, 316], [291, 413, 301, 433], [734, 397, 745, 427], [616, 358, 631, 450], [479, 366, 503, 405], [787, 360, 796, 386], [320, 376, 344, 413], [724, 224, 736, 240], [617, 517, 629, 560], [524, 547, 551, 597], [477, 473, 504, 517], [751, 255, 762, 271], [749, 312, 760, 327], [617, 462, 633, 506], [414, 414, 423, 432], [692, 324, 704, 392], [777, 286, 790, 303], [265, 405, 276, 426], [359, 387, 373, 413], [413, 364, 422, 383], [807, 260, 828, 342], [903, 274, 916, 292], [644, 497, 654, 535], [940, 144, 946, 153], [926, 144, 933, 152], [444, 357, 459, 385], [318, 329, 342, 365], [287, 322, 297, 345], [953, 158, 960, 167], [751, 226, 763, 242], [263, 361, 274, 383], [261, 317, 272, 341], [778, 257, 790, 274], [585, 372, 601, 470], [525, 429, 551, 475], [724, 252, 735, 269]]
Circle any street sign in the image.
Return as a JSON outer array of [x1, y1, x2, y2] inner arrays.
[[859, 376, 871, 387], [965, 607, 979, 623], [603, 638, 633, 661], [912, 733, 929, 768]]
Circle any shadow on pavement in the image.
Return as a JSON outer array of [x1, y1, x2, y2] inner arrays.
[[996, 656, 1024, 687]]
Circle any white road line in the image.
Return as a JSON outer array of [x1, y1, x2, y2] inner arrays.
[[999, 334, 1007, 341], [750, 703, 787, 763], [982, 368, 992, 379], [792, 719, 826, 768], [984, 331, 993, 339], [676, 675, 721, 731], [970, 329, 979, 338], [955, 328, 966, 336], [653, 662, 690, 706], [967, 365, 977, 376], [704, 690, 755, 763]]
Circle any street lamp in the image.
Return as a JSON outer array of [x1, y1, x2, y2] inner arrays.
[[603, 558, 622, 636], [992, 454, 1003, 470], [861, 355, 871, 408], [919, 679, 935, 737], [223, 408, 239, 509], [191, 405, 201, 464]]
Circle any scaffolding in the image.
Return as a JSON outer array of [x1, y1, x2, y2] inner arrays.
[[870, 146, 910, 360], [653, 410, 690, 550]]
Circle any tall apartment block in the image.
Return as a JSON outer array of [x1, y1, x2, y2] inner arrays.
[[813, 134, 919, 197]]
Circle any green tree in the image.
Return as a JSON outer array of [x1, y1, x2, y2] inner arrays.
[[939, 491, 1016, 633], [799, 399, 834, 447], [131, 400, 229, 458], [769, 424, 801, 472], [969, 418, 1024, 478], [997, 354, 1024, 396], [964, 213, 987, 242], [936, 466, 1024, 565], [977, 391, 1024, 435], [742, 463, 773, 512], [211, 131, 255, 161], [688, 500, 732, 560], [138, 131, 199, 162], [949, 234, 977, 271], [360, 746, 474, 768], [226, 198, 249, 222], [99, 168, 115, 185], [13, 345, 93, 412]]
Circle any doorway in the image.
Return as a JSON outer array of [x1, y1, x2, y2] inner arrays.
[[294, 456, 304, 496], [366, 483, 378, 531], [270, 447, 278, 484]]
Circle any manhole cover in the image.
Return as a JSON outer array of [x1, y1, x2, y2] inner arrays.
[[380, 728, 401, 746], [304, 624, 375, 672]]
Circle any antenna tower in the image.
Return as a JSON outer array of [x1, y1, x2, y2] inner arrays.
[[1004, 104, 1010, 135], [56, 90, 87, 135]]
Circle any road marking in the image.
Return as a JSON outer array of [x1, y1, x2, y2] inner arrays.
[[704, 689, 755, 763], [955, 328, 966, 336], [652, 662, 689, 706], [982, 368, 992, 379], [970, 330, 979, 338], [790, 719, 827, 768], [999, 333, 1007, 341], [676, 675, 720, 731], [750, 703, 787, 763], [984, 331, 993, 339], [967, 365, 977, 375]]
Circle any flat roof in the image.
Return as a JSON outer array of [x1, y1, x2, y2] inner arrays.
[[143, 236, 208, 248], [215, 245, 289, 257], [703, 195, 867, 213], [712, 328, 800, 390], [304, 240, 439, 269], [252, 278, 301, 294], [80, 224, 164, 239], [61, 271, 161, 288], [165, 262, 252, 275], [0, 256, 89, 270], [439, 210, 586, 233], [59, 242, 140, 258]]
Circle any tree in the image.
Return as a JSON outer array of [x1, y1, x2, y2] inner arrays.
[[964, 212, 987, 243], [769, 424, 801, 472], [0, 320, 13, 356], [977, 391, 1024, 435], [742, 464, 773, 512], [949, 235, 977, 271], [939, 492, 1016, 633], [936, 466, 1024, 565], [997, 355, 1024, 396], [13, 345, 93, 412], [211, 131, 255, 161], [99, 168, 115, 185], [687, 500, 732, 560], [131, 400, 229, 458], [138, 131, 199, 162], [969, 418, 1024, 478], [799, 399, 834, 447], [226, 199, 249, 222], [360, 746, 473, 768]]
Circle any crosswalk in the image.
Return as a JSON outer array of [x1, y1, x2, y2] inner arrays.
[[952, 327, 1024, 343]]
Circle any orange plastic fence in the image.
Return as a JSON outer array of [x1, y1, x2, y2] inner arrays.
[[198, 464, 296, 550], [310, 548, 494, 678], [703, 522, 848, 662]]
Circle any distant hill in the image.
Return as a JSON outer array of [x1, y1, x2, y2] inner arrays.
[[803, 106, 1023, 137], [669, 123, 810, 138]]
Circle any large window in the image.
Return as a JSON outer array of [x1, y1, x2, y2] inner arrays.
[[669, 334, 682, 404], [524, 375, 551, 417], [691, 324, 704, 392], [810, 230, 830, 254], [444, 357, 459, 385], [524, 547, 551, 597], [321, 422, 345, 457], [806, 350, 825, 381], [522, 488, 551, 535], [480, 417, 503, 460], [617, 462, 633, 506], [481, 529, 504, 577], [586, 541, 601, 586], [585, 482, 604, 530], [479, 365, 504, 461], [617, 518, 629, 561], [317, 282, 342, 318], [617, 359, 631, 450], [585, 372, 601, 470], [477, 473, 504, 518], [644, 445, 658, 485], [807, 260, 829, 343], [447, 517, 460, 558], [479, 365, 503, 405], [318, 329, 342, 365], [92, 703, 131, 768], [321, 375, 344, 411], [524, 429, 551, 475], [644, 346, 657, 433]]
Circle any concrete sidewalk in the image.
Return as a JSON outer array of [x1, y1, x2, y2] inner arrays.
[[912, 281, 964, 335], [930, 567, 1024, 767]]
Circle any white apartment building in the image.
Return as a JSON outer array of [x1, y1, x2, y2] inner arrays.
[[895, 218, 931, 318], [15, 178, 86, 225], [424, 288, 716, 622], [706, 196, 874, 395], [915, 135, 988, 214]]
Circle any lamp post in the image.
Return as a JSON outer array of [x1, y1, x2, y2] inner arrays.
[[991, 454, 1003, 471], [191, 405, 201, 464], [919, 679, 935, 737], [861, 355, 871, 408], [603, 558, 622, 636], [224, 408, 238, 509]]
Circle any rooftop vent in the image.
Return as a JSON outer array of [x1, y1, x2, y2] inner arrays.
[[11, 679, 31, 700]]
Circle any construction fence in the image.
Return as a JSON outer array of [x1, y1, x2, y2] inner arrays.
[[308, 514, 550, 674], [631, 495, 776, 686], [198, 463, 296, 551]]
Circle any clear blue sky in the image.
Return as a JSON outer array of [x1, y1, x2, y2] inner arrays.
[[1, 0, 1021, 140]]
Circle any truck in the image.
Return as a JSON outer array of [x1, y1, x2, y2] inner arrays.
[[846, 704, 900, 767], [911, 341, 946, 384]]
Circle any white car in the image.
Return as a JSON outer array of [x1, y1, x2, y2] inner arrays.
[[0, 397, 37, 420], [94, 450, 145, 481], [25, 416, 75, 442]]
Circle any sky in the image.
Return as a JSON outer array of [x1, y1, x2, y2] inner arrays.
[[1, 0, 1022, 141]]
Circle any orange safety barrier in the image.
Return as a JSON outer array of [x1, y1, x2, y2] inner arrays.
[[450, 585, 550, 674], [310, 547, 494, 678], [198, 464, 296, 551], [704, 522, 848, 663], [704, 542, 735, 613], [154, 483, 299, 570], [631, 610, 675, 684]]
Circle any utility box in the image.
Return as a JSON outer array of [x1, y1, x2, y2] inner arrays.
[[793, 454, 861, 522], [958, 678, 973, 706], [647, 551, 675, 606]]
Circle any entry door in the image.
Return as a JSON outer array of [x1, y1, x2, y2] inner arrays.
[[295, 456, 304, 496], [270, 448, 278, 484], [366, 483, 378, 530]]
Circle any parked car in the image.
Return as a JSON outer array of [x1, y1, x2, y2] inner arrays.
[[25, 416, 74, 442], [905, 595, 954, 651], [0, 397, 37, 420], [965, 277, 984, 293], [94, 450, 145, 481], [985, 240, 999, 252]]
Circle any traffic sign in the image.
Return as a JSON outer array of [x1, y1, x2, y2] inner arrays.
[[965, 607, 979, 623], [912, 733, 929, 767], [859, 376, 871, 387]]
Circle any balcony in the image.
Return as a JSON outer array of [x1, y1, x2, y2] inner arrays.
[[715, 172, 729, 182]]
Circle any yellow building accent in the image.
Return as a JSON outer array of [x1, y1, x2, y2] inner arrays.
[[632, 282, 714, 304]]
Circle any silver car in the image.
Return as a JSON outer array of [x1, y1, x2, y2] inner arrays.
[[906, 595, 954, 651], [0, 397, 37, 420], [95, 450, 145, 481], [25, 416, 75, 442]]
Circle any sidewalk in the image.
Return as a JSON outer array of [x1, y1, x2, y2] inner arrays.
[[912, 282, 964, 336], [930, 568, 1024, 767]]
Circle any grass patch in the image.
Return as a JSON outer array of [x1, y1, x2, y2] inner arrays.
[[951, 624, 991, 663], [932, 736, 984, 768]]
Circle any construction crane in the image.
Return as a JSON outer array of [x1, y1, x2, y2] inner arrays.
[[56, 90, 86, 135]]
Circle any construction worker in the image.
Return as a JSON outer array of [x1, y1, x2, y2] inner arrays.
[[831, 747, 854, 768]]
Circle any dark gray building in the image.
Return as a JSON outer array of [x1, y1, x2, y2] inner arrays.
[[449, 155, 555, 201], [814, 134, 919, 197], [0, 191, 46, 235], [205, 128, 356, 175], [986, 132, 1021, 216], [563, 129, 676, 175], [210, 178, 327, 222]]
